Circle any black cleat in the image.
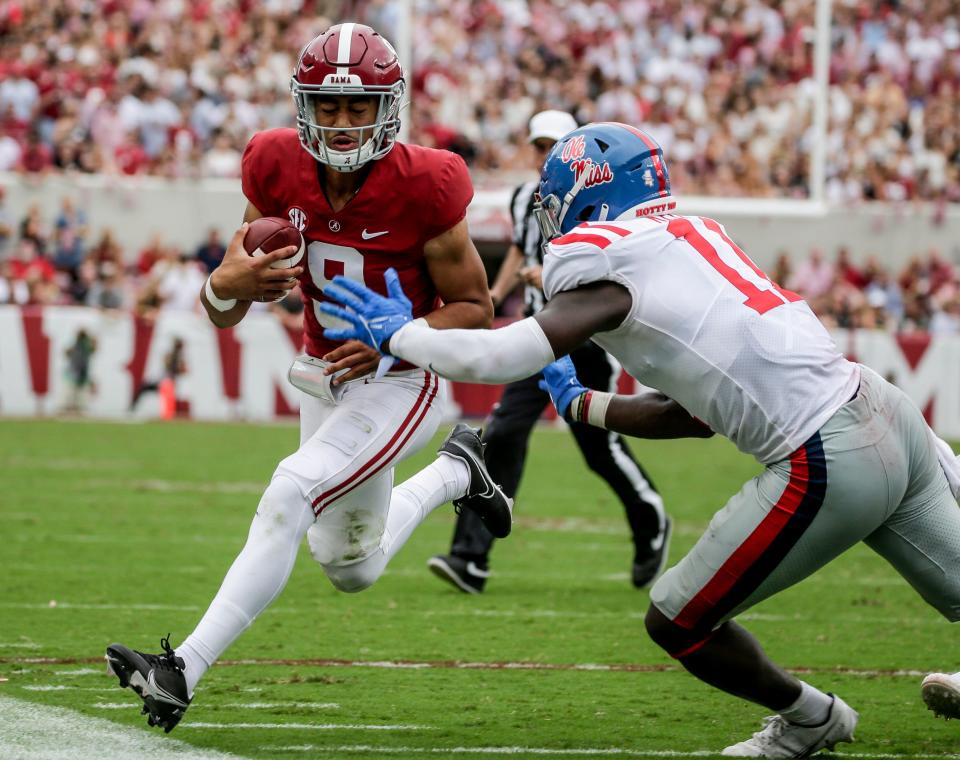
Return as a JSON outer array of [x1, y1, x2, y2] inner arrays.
[[427, 554, 489, 594], [105, 636, 191, 733], [439, 423, 513, 538], [632, 516, 672, 589]]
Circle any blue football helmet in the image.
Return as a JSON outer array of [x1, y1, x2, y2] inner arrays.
[[533, 121, 675, 240]]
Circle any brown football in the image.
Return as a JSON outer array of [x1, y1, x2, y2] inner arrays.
[[243, 217, 305, 269]]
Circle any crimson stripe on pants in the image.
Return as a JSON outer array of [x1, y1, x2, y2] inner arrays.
[[312, 372, 437, 516], [672, 444, 813, 630]]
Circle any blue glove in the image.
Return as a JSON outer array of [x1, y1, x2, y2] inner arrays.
[[538, 355, 587, 418], [320, 267, 413, 354]]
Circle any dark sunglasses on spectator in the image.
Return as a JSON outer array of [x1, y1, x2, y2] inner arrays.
[[532, 140, 555, 153]]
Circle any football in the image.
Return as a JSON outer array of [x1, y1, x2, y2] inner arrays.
[[243, 216, 305, 269]]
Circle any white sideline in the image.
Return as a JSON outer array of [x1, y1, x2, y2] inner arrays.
[[261, 746, 960, 758], [182, 722, 430, 730], [92, 701, 339, 710], [0, 694, 243, 760]]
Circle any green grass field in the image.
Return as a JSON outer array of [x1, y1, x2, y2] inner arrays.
[[0, 418, 957, 759]]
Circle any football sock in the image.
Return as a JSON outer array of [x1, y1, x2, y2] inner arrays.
[[779, 681, 833, 726], [176, 475, 314, 694], [381, 455, 470, 561]]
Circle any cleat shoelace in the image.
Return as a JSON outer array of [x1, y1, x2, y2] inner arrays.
[[749, 716, 787, 749], [137, 635, 183, 673]]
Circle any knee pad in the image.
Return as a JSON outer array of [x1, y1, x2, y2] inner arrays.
[[321, 553, 386, 594]]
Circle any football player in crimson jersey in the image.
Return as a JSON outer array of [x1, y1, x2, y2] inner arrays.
[[104, 23, 512, 733], [322, 121, 960, 756]]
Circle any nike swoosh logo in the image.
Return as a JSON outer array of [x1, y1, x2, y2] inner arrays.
[[361, 229, 390, 240], [466, 561, 491, 579]]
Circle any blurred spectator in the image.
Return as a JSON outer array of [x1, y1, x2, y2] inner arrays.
[[194, 229, 227, 274], [86, 261, 130, 310], [130, 337, 186, 414], [0, 127, 22, 171], [0, 259, 29, 304], [201, 130, 242, 178], [836, 247, 868, 289], [789, 248, 835, 300], [136, 234, 165, 275], [155, 248, 205, 312], [0, 0, 955, 198], [19, 203, 48, 256], [0, 63, 38, 123], [51, 197, 87, 275], [0, 186, 12, 261], [63, 329, 97, 414], [19, 129, 54, 174]]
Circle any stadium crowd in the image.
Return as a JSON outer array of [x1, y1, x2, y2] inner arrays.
[[0, 188, 958, 334], [0, 0, 958, 201]]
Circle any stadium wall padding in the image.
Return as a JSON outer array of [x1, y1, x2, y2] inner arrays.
[[0, 306, 957, 438]]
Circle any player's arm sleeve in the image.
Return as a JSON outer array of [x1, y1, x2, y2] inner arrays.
[[423, 153, 474, 240], [240, 132, 272, 215], [388, 317, 555, 384]]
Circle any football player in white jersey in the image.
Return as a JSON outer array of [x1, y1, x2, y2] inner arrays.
[[320, 122, 960, 757]]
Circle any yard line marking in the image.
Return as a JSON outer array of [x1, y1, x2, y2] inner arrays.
[[80, 478, 265, 495], [0, 694, 244, 759], [182, 722, 430, 731], [0, 642, 40, 648], [1, 655, 935, 678], [0, 602, 201, 611], [261, 747, 960, 759], [222, 702, 340, 709], [53, 668, 104, 676], [5, 455, 136, 471], [22, 685, 116, 692], [3, 601, 949, 629], [90, 701, 339, 711]]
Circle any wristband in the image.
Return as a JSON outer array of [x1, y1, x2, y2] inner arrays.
[[571, 390, 613, 428], [205, 275, 237, 312]]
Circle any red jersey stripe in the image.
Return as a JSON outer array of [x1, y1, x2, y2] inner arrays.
[[552, 232, 617, 250], [672, 445, 811, 629], [581, 223, 632, 237]]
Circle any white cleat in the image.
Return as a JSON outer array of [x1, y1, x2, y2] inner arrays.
[[922, 672, 960, 720], [721, 694, 858, 758]]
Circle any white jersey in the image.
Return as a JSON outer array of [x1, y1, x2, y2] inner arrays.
[[542, 215, 860, 464]]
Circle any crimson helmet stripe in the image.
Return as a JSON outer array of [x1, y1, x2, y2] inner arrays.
[[597, 121, 667, 193], [336, 22, 355, 73]]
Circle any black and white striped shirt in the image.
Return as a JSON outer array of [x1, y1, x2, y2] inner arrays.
[[509, 179, 545, 315]]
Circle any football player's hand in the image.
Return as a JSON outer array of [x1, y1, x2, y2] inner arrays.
[[320, 267, 413, 352], [209, 223, 303, 303], [520, 264, 543, 290], [322, 340, 381, 385], [538, 355, 587, 418]]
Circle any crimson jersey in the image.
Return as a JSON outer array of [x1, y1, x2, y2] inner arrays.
[[241, 128, 473, 360]]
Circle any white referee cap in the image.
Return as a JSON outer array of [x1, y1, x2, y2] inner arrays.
[[528, 110, 578, 143]]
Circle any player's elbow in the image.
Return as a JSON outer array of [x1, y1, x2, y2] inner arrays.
[[474, 296, 494, 328]]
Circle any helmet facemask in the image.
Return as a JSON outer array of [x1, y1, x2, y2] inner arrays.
[[292, 80, 405, 172]]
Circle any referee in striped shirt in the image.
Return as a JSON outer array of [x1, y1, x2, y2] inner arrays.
[[428, 111, 672, 594]]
